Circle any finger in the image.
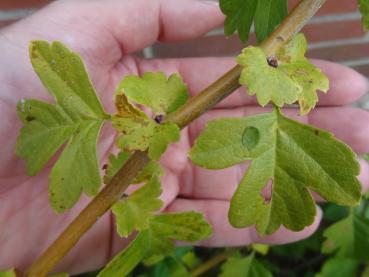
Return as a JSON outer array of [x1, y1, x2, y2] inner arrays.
[[8, 0, 223, 54], [136, 58, 368, 108], [179, 107, 369, 200], [165, 199, 322, 247]]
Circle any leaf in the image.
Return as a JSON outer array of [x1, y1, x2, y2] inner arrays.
[[113, 93, 181, 160], [322, 215, 354, 257], [103, 152, 162, 184], [316, 258, 358, 277], [98, 231, 150, 277], [254, 0, 288, 43], [237, 46, 302, 107], [100, 212, 212, 276], [277, 34, 329, 114], [113, 93, 155, 152], [359, 0, 369, 30], [219, 252, 272, 277], [220, 0, 287, 43], [16, 41, 108, 213], [220, 0, 257, 43], [322, 212, 369, 260], [50, 274, 69, 277], [190, 108, 361, 235], [237, 34, 329, 114], [0, 269, 16, 277], [117, 72, 189, 115], [144, 212, 213, 265], [149, 123, 181, 160], [112, 176, 163, 237]]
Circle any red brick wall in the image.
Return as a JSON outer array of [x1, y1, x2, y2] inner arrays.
[[1, 0, 368, 78]]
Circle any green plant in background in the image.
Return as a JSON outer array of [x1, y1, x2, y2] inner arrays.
[[1, 0, 369, 276]]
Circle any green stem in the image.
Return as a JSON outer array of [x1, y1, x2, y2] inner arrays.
[[26, 0, 327, 276]]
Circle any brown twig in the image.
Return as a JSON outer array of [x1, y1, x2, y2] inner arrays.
[[26, 0, 327, 276]]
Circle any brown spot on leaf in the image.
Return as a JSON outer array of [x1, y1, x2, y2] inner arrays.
[[267, 57, 278, 68]]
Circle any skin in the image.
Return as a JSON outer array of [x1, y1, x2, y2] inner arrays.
[[0, 0, 369, 274]]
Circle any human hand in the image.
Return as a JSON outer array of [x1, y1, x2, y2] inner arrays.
[[0, 0, 369, 275]]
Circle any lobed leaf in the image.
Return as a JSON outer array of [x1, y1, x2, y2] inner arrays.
[[149, 123, 181, 160], [113, 93, 180, 160], [112, 176, 163, 238], [16, 41, 108, 212], [103, 152, 162, 184], [220, 0, 287, 43], [277, 34, 329, 114], [100, 212, 212, 276], [116, 72, 189, 115], [190, 108, 361, 235], [237, 34, 329, 114]]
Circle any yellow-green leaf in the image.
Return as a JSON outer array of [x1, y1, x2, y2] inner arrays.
[[99, 212, 212, 277], [190, 108, 361, 235], [117, 72, 189, 115], [16, 41, 108, 213], [113, 93, 180, 160], [237, 34, 329, 114], [103, 152, 162, 184], [112, 176, 163, 238], [277, 34, 329, 115], [237, 46, 302, 107]]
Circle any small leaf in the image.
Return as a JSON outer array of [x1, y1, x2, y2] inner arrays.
[[16, 41, 108, 212], [322, 211, 369, 261], [97, 231, 150, 277], [219, 252, 272, 277], [149, 123, 181, 160], [190, 108, 361, 235], [113, 93, 181, 160], [220, 0, 287, 43], [117, 72, 189, 115], [144, 212, 213, 265], [112, 176, 163, 237], [359, 0, 369, 30], [104, 152, 162, 184], [316, 258, 358, 277], [113, 93, 155, 152], [237, 46, 302, 107], [101, 212, 212, 276], [0, 269, 16, 277], [237, 34, 329, 114], [277, 34, 329, 114]]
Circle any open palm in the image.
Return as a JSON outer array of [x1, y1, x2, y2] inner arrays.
[[1, 0, 369, 275]]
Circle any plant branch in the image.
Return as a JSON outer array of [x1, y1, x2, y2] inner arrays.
[[26, 0, 327, 276]]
